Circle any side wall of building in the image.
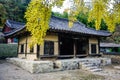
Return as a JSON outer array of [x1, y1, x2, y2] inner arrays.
[[18, 33, 99, 60], [18, 33, 59, 60]]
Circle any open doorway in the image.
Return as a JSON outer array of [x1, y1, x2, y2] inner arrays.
[[59, 36, 74, 55], [59, 35, 88, 56], [76, 38, 88, 55]]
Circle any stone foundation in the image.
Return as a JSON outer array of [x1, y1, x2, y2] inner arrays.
[[7, 58, 53, 73], [55, 59, 80, 70], [103, 54, 120, 64], [7, 58, 111, 73]]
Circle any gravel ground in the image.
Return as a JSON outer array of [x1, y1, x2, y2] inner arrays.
[[93, 65, 120, 80], [0, 60, 120, 80]]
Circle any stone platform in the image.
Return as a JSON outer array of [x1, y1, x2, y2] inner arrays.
[[7, 58, 111, 73]]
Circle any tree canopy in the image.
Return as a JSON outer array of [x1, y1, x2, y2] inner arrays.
[[25, 0, 120, 45], [53, 12, 107, 30], [0, 0, 30, 27]]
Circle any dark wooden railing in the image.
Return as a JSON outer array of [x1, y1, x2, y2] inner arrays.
[[39, 54, 87, 59]]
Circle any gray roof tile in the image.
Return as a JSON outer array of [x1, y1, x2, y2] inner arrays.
[[49, 16, 111, 36], [5, 20, 25, 29], [4, 16, 111, 37], [100, 43, 120, 47]]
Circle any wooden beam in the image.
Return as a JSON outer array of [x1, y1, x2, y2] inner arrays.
[[37, 44, 40, 59], [58, 34, 61, 56], [25, 34, 28, 58], [73, 39, 76, 58], [87, 37, 89, 55], [98, 37, 100, 54], [39, 54, 87, 59], [60, 55, 74, 57], [76, 54, 87, 57], [17, 37, 19, 57]]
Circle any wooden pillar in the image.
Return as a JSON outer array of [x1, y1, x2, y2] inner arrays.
[[73, 39, 77, 58], [98, 38, 100, 54], [17, 37, 19, 57], [87, 37, 89, 56], [58, 34, 61, 56], [37, 44, 40, 59], [25, 34, 28, 58]]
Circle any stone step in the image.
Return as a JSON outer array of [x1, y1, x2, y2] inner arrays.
[[80, 63, 94, 66], [52, 68, 61, 72], [80, 61, 103, 72], [86, 66, 99, 70], [80, 62, 92, 64], [82, 66, 99, 70], [81, 64, 94, 67], [81, 62, 97, 65], [82, 66, 98, 70], [89, 68, 102, 72]]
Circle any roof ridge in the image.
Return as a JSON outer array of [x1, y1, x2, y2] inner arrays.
[[51, 16, 111, 33], [4, 16, 111, 37], [5, 19, 25, 29], [6, 20, 12, 27], [51, 15, 85, 27], [51, 15, 69, 21], [7, 19, 25, 25]]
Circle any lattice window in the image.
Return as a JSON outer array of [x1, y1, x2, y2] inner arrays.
[[44, 41, 54, 55]]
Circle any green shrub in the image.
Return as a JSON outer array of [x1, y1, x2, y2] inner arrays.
[[0, 44, 18, 59], [118, 47, 120, 52]]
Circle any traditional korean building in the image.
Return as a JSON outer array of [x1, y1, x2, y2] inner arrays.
[[2, 20, 25, 43], [100, 42, 120, 53], [4, 16, 111, 60]]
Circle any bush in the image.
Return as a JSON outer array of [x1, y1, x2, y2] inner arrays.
[[0, 44, 18, 59]]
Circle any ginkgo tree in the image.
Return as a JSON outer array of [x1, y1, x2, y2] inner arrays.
[[25, 0, 120, 45], [25, 0, 64, 46]]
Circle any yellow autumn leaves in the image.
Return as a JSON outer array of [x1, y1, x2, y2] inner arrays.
[[25, 0, 51, 45], [88, 0, 106, 30], [88, 0, 120, 32], [25, 0, 65, 45], [25, 0, 120, 45]]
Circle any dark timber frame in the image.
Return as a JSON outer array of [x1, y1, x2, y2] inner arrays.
[[58, 33, 88, 58], [25, 33, 28, 58], [4, 16, 111, 60]]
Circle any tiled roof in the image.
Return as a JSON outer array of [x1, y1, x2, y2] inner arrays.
[[100, 43, 120, 47], [5, 20, 25, 29], [49, 16, 111, 36], [4, 16, 111, 37], [4, 26, 25, 37]]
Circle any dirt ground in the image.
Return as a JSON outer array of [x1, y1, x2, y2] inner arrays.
[[0, 60, 120, 80]]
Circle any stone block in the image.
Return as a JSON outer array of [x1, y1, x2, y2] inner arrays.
[[7, 58, 53, 73], [55, 59, 79, 70]]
